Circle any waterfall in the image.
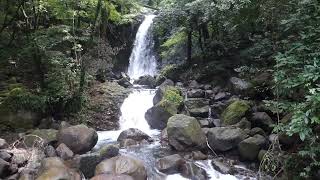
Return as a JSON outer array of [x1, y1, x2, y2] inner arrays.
[[127, 15, 157, 80]]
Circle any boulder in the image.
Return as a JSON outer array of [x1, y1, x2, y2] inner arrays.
[[249, 127, 266, 137], [167, 114, 207, 151], [187, 89, 205, 98], [44, 145, 57, 157], [207, 127, 248, 152], [117, 128, 152, 146], [192, 151, 208, 160], [24, 129, 58, 147], [156, 154, 185, 174], [233, 118, 251, 130], [0, 158, 10, 178], [238, 134, 267, 161], [214, 92, 230, 101], [251, 112, 274, 132], [221, 100, 250, 125], [204, 84, 212, 90], [0, 139, 8, 149], [0, 151, 11, 162], [91, 174, 134, 180], [99, 144, 119, 159], [185, 98, 210, 118], [72, 153, 101, 178], [133, 75, 156, 88], [56, 143, 74, 160], [57, 124, 98, 154], [229, 77, 253, 95], [95, 155, 147, 180], [145, 101, 177, 130]]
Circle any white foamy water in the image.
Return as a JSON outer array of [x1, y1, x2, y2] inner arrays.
[[128, 15, 157, 80]]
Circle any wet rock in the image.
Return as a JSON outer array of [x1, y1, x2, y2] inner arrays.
[[0, 151, 12, 162], [24, 129, 58, 147], [205, 90, 214, 99], [0, 158, 10, 178], [117, 128, 152, 146], [56, 143, 74, 160], [57, 124, 98, 154], [167, 114, 207, 151], [185, 98, 210, 118], [214, 92, 230, 101], [0, 139, 8, 149], [251, 112, 274, 132], [99, 144, 119, 159], [134, 75, 156, 88], [189, 80, 200, 89], [95, 155, 147, 180], [73, 153, 101, 178], [118, 77, 133, 88], [44, 145, 57, 157], [187, 89, 205, 98], [181, 162, 207, 180], [233, 118, 251, 130], [156, 154, 185, 174], [91, 174, 134, 180], [207, 127, 248, 152], [249, 127, 266, 137], [211, 159, 234, 174], [258, 150, 267, 162], [145, 101, 177, 130], [192, 151, 208, 160], [204, 84, 212, 90], [238, 134, 267, 161], [221, 100, 250, 125], [229, 77, 253, 95], [199, 119, 211, 128]]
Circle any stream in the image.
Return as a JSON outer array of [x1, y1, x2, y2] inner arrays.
[[95, 14, 257, 180]]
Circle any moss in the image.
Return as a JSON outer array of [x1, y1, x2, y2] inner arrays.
[[221, 100, 250, 125], [159, 99, 178, 115], [162, 87, 183, 107]]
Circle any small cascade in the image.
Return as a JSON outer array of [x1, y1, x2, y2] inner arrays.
[[127, 15, 157, 80]]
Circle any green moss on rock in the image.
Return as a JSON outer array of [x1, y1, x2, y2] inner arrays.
[[162, 87, 183, 107], [221, 100, 250, 125]]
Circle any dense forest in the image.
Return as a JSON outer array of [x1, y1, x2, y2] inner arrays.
[[0, 0, 319, 180]]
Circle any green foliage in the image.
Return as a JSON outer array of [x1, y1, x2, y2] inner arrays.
[[162, 87, 183, 107]]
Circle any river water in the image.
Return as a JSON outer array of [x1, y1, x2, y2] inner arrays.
[[96, 14, 256, 180]]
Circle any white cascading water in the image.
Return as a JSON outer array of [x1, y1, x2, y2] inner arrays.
[[127, 15, 157, 80], [96, 14, 254, 180]]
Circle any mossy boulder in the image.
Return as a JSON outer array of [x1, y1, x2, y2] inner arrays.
[[167, 114, 206, 151], [221, 100, 250, 125], [24, 129, 58, 147]]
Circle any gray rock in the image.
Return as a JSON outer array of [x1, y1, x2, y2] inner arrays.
[[117, 128, 152, 144], [95, 155, 147, 180], [229, 77, 253, 95], [91, 174, 134, 180], [44, 145, 57, 157], [192, 151, 208, 160], [57, 124, 98, 154], [233, 118, 251, 130], [0, 139, 8, 149], [189, 80, 200, 89], [145, 102, 177, 130], [211, 159, 234, 174], [167, 114, 207, 151], [0, 151, 12, 162], [153, 80, 175, 105], [134, 75, 156, 88], [187, 89, 205, 98], [207, 127, 249, 152], [56, 143, 74, 160], [185, 98, 210, 118], [0, 158, 10, 178], [99, 144, 119, 159], [73, 153, 101, 178], [156, 154, 185, 174], [251, 112, 274, 132], [214, 92, 229, 101], [249, 127, 266, 137], [238, 134, 267, 161], [204, 84, 212, 90], [118, 77, 132, 88]]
